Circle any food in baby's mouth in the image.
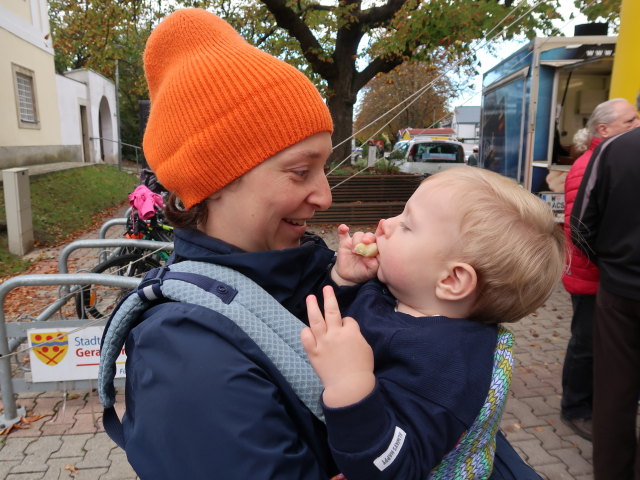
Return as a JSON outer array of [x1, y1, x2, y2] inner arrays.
[[354, 243, 378, 257]]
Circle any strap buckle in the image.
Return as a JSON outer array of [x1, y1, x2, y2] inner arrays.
[[137, 266, 169, 301]]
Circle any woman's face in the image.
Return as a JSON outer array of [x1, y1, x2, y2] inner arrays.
[[203, 132, 333, 251]]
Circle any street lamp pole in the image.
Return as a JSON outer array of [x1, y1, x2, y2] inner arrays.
[[115, 58, 122, 170]]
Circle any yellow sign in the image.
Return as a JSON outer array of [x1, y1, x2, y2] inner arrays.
[[30, 332, 69, 366], [609, 0, 640, 104], [401, 131, 412, 141]]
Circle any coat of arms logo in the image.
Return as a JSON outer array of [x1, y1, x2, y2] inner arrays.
[[30, 332, 69, 366]]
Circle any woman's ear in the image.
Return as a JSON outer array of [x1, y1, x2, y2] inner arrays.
[[435, 262, 477, 301]]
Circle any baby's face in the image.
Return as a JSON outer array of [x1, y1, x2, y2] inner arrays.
[[375, 177, 463, 304]]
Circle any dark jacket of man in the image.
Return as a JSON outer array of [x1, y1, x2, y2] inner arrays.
[[571, 127, 640, 301]]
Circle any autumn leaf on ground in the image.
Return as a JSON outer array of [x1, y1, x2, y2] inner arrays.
[[0, 423, 25, 436], [65, 464, 79, 476], [20, 414, 51, 425], [501, 422, 521, 433], [0, 414, 52, 435]]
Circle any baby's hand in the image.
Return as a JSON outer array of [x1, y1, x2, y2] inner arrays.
[[332, 224, 379, 285], [301, 286, 375, 408]]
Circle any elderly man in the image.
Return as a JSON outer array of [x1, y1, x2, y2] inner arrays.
[[571, 93, 640, 479], [560, 98, 640, 441]]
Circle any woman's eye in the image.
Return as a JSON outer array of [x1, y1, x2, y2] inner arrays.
[[400, 222, 409, 231], [292, 170, 309, 178]]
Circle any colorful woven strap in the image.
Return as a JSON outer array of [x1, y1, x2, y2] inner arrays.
[[428, 326, 514, 480]]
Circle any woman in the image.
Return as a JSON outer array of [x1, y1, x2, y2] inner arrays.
[[102, 9, 338, 478]]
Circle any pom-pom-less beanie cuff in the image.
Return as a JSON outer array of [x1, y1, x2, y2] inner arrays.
[[142, 8, 333, 209]]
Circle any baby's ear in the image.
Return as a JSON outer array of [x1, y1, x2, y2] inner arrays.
[[435, 262, 477, 301]]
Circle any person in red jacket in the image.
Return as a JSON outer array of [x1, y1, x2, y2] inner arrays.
[[560, 98, 640, 440]]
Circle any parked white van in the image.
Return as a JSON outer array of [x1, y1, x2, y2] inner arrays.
[[388, 139, 466, 176]]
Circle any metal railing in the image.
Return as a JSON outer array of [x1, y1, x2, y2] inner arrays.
[[0, 273, 139, 428], [90, 137, 143, 170], [0, 225, 174, 429]]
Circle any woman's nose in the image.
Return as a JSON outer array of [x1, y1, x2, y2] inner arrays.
[[308, 173, 332, 211]]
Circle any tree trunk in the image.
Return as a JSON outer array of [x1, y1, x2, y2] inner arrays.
[[328, 93, 356, 169]]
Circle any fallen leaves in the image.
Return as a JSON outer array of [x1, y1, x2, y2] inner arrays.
[[0, 414, 51, 435], [502, 422, 521, 433], [64, 464, 79, 476]]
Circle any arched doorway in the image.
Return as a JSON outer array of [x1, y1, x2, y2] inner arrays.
[[98, 96, 115, 163]]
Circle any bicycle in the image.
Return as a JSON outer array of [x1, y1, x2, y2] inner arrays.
[[74, 209, 174, 319]]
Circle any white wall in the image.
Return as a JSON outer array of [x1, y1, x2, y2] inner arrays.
[[457, 123, 478, 140], [56, 74, 87, 147], [63, 69, 118, 164]]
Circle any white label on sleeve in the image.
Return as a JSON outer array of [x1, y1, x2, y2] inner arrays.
[[373, 426, 406, 471]]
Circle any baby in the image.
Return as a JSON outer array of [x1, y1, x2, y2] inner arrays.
[[302, 166, 564, 479]]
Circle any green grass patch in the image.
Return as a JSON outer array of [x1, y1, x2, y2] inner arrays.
[[0, 165, 138, 276]]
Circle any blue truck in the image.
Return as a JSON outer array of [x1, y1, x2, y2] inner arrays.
[[478, 31, 616, 218]]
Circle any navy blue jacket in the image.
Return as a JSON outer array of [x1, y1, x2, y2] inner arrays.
[[329, 281, 541, 480], [120, 228, 339, 479]]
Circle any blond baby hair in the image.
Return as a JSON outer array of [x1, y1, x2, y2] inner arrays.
[[430, 166, 565, 324]]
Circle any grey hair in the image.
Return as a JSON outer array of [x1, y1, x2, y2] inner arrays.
[[572, 128, 591, 153], [586, 98, 631, 137]]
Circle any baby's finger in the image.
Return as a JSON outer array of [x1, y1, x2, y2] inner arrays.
[[337, 224, 352, 248], [306, 294, 327, 337], [337, 224, 350, 235], [321, 286, 343, 329], [300, 327, 317, 353], [342, 316, 362, 332], [350, 230, 365, 245], [361, 231, 377, 244]]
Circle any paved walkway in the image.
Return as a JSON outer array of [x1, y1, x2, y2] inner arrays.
[[0, 221, 595, 479]]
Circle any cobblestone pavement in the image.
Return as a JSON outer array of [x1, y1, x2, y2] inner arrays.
[[0, 221, 596, 479]]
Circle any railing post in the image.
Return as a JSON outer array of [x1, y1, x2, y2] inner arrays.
[[0, 289, 22, 427], [2, 168, 34, 256]]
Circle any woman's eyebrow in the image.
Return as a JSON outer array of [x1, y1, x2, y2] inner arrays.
[[286, 149, 326, 161]]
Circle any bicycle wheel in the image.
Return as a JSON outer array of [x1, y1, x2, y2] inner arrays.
[[75, 253, 161, 319]]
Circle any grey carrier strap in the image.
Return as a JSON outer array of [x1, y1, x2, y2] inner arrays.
[[98, 261, 325, 446]]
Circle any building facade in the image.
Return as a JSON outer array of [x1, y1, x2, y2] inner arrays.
[[0, 0, 118, 169], [451, 106, 481, 143]]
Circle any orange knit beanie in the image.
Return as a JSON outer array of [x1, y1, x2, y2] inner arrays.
[[142, 8, 333, 209]]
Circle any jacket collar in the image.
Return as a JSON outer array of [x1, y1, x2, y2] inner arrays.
[[171, 228, 336, 319], [588, 137, 603, 152]]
